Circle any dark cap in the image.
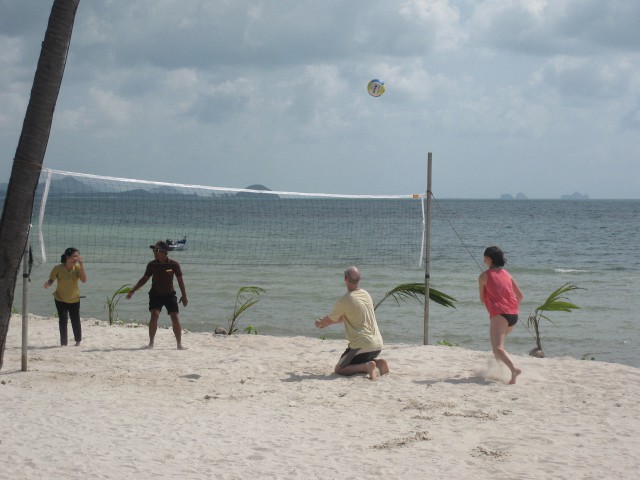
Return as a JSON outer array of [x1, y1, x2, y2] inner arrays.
[[150, 240, 169, 252]]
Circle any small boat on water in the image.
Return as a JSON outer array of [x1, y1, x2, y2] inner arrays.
[[165, 236, 187, 251]]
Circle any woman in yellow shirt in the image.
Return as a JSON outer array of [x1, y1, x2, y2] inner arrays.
[[44, 247, 87, 346]]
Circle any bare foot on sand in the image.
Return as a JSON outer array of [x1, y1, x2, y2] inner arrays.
[[509, 368, 522, 384], [74, 341, 81, 347], [375, 359, 389, 376], [142, 343, 154, 350], [177, 344, 187, 350], [367, 361, 378, 380]]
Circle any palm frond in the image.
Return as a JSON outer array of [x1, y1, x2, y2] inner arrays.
[[238, 286, 267, 297], [429, 287, 458, 308], [105, 283, 132, 325], [374, 283, 457, 311], [537, 313, 558, 326], [115, 285, 132, 295], [227, 286, 266, 335], [233, 298, 260, 320], [534, 283, 584, 315], [525, 283, 585, 356]]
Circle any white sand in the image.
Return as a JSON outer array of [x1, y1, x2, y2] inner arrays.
[[1, 315, 639, 480]]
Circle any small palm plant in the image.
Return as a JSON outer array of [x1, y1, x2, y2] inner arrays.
[[526, 283, 583, 358], [105, 284, 132, 325], [374, 283, 457, 311], [227, 286, 266, 335]]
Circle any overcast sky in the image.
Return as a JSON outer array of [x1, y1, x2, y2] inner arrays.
[[1, 0, 639, 198]]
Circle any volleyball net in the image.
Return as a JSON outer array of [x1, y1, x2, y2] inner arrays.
[[32, 168, 426, 266]]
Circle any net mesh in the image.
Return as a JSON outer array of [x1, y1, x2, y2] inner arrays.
[[34, 168, 426, 266]]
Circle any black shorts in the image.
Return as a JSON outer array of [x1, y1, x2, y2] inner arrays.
[[500, 314, 518, 327], [338, 347, 381, 368], [149, 292, 179, 314]]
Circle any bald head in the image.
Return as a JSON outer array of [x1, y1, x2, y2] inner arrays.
[[344, 266, 361, 290]]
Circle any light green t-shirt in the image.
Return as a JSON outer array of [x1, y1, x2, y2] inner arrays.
[[49, 264, 82, 303], [329, 288, 383, 349]]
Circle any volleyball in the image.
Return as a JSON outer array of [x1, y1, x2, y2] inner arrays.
[[367, 79, 385, 97]]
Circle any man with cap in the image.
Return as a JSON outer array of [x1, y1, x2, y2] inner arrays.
[[126, 240, 188, 349]]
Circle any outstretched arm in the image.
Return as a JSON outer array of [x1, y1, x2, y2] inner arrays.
[[126, 275, 150, 299], [315, 314, 345, 329]]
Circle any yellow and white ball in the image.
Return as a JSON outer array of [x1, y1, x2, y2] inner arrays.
[[367, 79, 385, 97]]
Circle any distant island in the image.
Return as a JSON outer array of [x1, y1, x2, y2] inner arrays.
[[0, 179, 278, 200], [499, 193, 528, 200], [236, 184, 279, 199], [498, 191, 590, 200], [560, 191, 589, 200], [244, 184, 271, 191]]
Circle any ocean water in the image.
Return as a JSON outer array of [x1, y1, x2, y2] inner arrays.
[[12, 198, 640, 368]]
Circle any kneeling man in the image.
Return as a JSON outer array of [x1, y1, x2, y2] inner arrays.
[[315, 266, 389, 380]]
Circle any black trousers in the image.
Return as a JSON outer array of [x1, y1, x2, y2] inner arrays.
[[55, 299, 81, 345]]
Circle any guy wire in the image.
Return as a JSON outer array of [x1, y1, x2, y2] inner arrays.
[[431, 194, 484, 272]]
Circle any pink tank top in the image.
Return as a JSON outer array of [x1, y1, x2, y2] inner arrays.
[[483, 269, 519, 317]]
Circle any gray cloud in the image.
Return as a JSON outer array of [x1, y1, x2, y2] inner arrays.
[[0, 0, 638, 198]]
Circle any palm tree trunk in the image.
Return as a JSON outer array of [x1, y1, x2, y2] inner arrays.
[[533, 318, 543, 351], [0, 0, 80, 369], [528, 316, 545, 358]]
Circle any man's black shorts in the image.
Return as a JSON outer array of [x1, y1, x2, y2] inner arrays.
[[338, 347, 381, 368], [149, 292, 179, 314]]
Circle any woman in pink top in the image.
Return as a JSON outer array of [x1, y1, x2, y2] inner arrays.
[[478, 246, 523, 384]]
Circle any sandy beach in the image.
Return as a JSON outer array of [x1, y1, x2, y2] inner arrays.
[[1, 314, 639, 479]]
